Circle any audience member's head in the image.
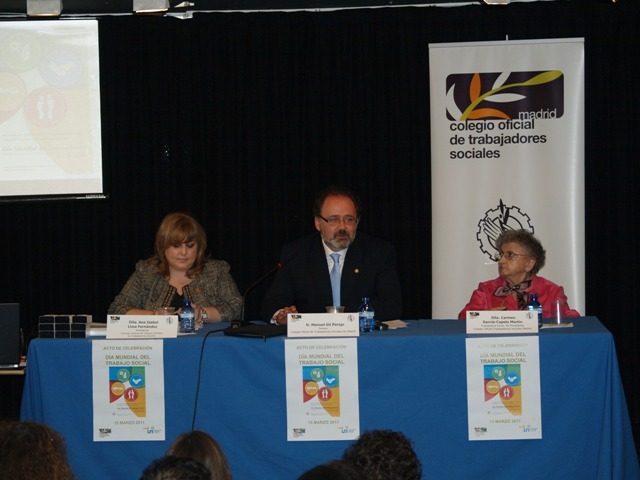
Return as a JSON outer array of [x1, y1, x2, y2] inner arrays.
[[342, 430, 422, 480], [140, 455, 210, 480], [166, 430, 232, 480], [0, 420, 75, 480], [298, 459, 363, 480]]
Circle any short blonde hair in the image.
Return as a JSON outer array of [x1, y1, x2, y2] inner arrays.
[[153, 213, 207, 277]]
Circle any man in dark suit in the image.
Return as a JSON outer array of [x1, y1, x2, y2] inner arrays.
[[261, 186, 402, 325]]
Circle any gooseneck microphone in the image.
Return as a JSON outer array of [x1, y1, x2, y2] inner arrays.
[[233, 262, 283, 328]]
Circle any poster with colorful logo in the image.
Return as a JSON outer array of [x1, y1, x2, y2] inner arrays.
[[109, 366, 147, 417], [92, 339, 165, 441], [303, 365, 341, 416], [285, 338, 359, 441], [466, 336, 541, 440]]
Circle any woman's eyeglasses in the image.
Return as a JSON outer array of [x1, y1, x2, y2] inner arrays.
[[498, 251, 531, 261]]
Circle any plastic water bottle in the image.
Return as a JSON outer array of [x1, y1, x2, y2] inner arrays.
[[359, 297, 375, 333], [527, 293, 543, 326], [179, 298, 195, 333], [367, 306, 376, 332]]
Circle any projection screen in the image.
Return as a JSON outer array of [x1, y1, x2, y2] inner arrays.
[[0, 20, 103, 201]]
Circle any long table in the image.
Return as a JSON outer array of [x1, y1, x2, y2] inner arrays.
[[21, 317, 639, 479]]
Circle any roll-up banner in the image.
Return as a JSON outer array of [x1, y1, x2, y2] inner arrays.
[[429, 38, 585, 319]]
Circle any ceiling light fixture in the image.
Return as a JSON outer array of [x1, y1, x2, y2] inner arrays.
[[133, 0, 169, 15], [27, 0, 63, 17]]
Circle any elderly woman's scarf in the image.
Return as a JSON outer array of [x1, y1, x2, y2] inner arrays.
[[494, 278, 532, 310]]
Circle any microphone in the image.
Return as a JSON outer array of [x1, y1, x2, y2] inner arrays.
[[233, 262, 282, 328]]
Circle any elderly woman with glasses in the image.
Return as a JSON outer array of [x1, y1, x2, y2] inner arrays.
[[458, 229, 580, 320]]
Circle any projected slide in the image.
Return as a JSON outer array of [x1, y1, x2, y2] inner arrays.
[[0, 20, 103, 199]]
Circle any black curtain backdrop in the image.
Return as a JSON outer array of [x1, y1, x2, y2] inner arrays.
[[1, 1, 638, 437]]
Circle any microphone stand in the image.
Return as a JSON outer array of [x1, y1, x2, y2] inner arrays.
[[232, 262, 282, 328]]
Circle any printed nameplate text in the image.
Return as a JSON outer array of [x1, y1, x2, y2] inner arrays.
[[107, 315, 179, 339], [466, 310, 539, 334], [287, 313, 359, 338]]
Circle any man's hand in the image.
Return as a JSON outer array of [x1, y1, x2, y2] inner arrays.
[[274, 305, 298, 325]]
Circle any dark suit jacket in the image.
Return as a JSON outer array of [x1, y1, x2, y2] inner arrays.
[[261, 232, 402, 320]]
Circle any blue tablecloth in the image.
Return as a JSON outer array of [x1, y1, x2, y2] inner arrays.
[[21, 317, 639, 479]]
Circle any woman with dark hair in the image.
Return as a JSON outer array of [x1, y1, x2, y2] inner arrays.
[[342, 430, 421, 480], [458, 229, 580, 319], [140, 455, 210, 480], [167, 430, 232, 480], [0, 420, 75, 480], [298, 460, 363, 480], [108, 212, 242, 323]]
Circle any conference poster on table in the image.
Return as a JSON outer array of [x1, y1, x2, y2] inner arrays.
[[285, 338, 360, 441], [91, 339, 166, 441], [466, 336, 541, 441]]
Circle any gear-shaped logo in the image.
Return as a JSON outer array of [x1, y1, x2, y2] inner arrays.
[[477, 199, 534, 261]]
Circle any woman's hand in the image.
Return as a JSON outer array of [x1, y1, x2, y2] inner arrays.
[[153, 307, 178, 316]]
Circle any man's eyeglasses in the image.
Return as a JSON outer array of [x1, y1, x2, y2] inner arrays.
[[498, 251, 531, 261], [318, 215, 358, 226]]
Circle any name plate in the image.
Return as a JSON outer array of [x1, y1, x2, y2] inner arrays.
[[106, 315, 179, 339], [466, 310, 539, 334], [286, 313, 359, 338]]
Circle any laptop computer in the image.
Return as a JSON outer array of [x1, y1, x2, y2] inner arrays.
[[0, 303, 21, 369]]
